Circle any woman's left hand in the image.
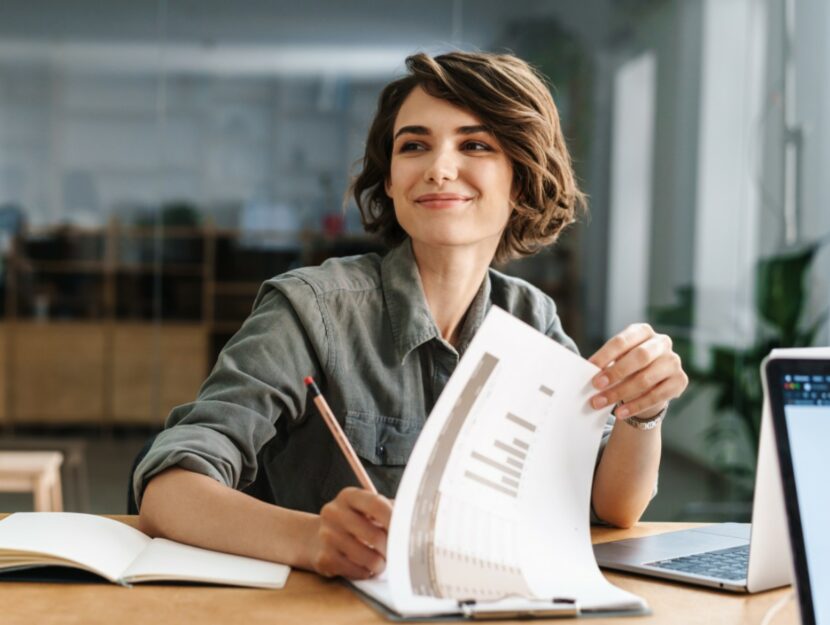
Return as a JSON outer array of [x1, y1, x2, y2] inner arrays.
[[588, 323, 688, 420]]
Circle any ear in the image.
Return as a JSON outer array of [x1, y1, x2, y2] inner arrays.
[[384, 177, 392, 198]]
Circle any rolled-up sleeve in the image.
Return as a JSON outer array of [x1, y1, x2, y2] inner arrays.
[[132, 277, 327, 509]]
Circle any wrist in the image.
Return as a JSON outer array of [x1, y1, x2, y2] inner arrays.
[[274, 508, 320, 570], [622, 404, 668, 432]]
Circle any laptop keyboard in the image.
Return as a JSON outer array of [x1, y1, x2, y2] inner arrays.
[[646, 544, 749, 581]]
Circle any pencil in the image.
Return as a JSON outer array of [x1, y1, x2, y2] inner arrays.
[[304, 376, 378, 495]]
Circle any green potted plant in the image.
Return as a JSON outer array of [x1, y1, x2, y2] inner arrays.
[[651, 238, 828, 506]]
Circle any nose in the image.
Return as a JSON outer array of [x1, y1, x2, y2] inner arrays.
[[423, 145, 459, 185]]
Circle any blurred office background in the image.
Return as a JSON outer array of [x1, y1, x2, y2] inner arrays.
[[0, 0, 827, 518]]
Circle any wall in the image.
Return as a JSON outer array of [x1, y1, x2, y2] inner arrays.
[[793, 0, 830, 342], [0, 67, 384, 231]]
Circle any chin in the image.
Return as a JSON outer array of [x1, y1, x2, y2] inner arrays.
[[409, 230, 473, 248], [412, 235, 501, 254], [401, 220, 503, 253]]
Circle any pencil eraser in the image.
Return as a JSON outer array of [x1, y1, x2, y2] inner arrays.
[[303, 376, 314, 386]]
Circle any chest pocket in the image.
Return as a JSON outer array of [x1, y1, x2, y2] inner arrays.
[[344, 411, 421, 465], [319, 410, 421, 501]]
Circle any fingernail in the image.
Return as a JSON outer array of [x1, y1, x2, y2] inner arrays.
[[593, 396, 608, 409], [616, 406, 630, 418], [594, 375, 609, 389]]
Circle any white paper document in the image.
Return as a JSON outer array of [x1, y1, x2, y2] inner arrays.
[[353, 307, 648, 618]]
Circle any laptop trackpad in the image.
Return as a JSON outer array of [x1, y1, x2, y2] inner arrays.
[[594, 523, 750, 565]]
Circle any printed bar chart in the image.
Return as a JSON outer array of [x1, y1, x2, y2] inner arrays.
[[466, 424, 531, 498], [464, 471, 517, 497], [462, 382, 555, 500], [470, 452, 521, 478], [406, 344, 562, 599]]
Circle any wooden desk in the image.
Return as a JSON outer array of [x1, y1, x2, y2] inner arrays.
[[0, 516, 797, 625]]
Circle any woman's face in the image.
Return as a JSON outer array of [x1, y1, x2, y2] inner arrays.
[[386, 86, 514, 257]]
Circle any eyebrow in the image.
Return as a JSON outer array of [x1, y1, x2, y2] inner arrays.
[[393, 124, 490, 141]]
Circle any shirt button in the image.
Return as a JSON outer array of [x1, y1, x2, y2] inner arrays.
[[376, 444, 386, 460]]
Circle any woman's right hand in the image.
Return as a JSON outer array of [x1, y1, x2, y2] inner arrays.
[[310, 486, 393, 579]]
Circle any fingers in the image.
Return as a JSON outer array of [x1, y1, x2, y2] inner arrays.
[[588, 323, 657, 370], [343, 487, 393, 530], [331, 528, 387, 576], [592, 354, 682, 419], [315, 544, 381, 580], [313, 487, 393, 580], [322, 492, 389, 558], [591, 333, 670, 392], [591, 353, 675, 409], [613, 374, 687, 419], [317, 517, 386, 577], [588, 324, 688, 419]]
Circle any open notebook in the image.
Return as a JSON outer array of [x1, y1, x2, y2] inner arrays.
[[0, 512, 290, 588], [350, 307, 648, 620]]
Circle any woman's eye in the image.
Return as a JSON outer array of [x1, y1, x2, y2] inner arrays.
[[463, 140, 493, 152], [398, 141, 425, 153]]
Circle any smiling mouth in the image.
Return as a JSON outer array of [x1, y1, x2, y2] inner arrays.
[[415, 194, 473, 208]]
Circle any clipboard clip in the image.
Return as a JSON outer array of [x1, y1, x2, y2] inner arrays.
[[457, 597, 579, 620]]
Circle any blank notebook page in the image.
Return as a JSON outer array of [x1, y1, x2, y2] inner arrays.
[[121, 538, 290, 588], [0, 513, 150, 582]]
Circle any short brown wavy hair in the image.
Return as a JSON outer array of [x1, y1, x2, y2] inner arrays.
[[349, 51, 585, 263]]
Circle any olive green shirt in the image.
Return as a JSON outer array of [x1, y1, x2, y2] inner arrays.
[[133, 240, 615, 515]]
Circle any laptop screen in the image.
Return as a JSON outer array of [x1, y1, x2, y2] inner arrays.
[[768, 359, 830, 625]]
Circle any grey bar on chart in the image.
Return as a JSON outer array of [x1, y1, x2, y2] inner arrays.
[[495, 440, 527, 460], [465, 471, 517, 498], [506, 412, 536, 432], [539, 385, 555, 396], [506, 457, 524, 470], [512, 438, 529, 451], [501, 475, 520, 489], [471, 451, 521, 479]]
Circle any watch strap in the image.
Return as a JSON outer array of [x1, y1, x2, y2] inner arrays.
[[622, 405, 668, 431]]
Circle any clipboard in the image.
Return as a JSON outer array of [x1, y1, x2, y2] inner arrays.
[[347, 580, 651, 621]]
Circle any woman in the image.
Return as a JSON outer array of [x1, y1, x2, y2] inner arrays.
[[136, 51, 688, 580]]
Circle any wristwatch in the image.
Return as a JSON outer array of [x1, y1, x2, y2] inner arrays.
[[621, 404, 668, 431]]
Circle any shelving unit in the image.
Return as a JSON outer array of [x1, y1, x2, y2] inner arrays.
[[0, 221, 383, 427]]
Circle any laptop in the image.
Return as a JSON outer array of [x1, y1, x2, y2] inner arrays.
[[766, 355, 830, 625], [593, 347, 829, 592]]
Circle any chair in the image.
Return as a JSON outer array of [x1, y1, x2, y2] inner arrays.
[[0, 437, 89, 511], [0, 451, 64, 512]]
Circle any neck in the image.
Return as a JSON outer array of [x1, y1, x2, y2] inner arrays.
[[411, 240, 496, 347]]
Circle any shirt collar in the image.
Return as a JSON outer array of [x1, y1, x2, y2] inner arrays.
[[454, 274, 492, 355], [381, 239, 492, 364]]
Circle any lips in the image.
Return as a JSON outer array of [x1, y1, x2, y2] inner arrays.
[[415, 193, 473, 209]]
